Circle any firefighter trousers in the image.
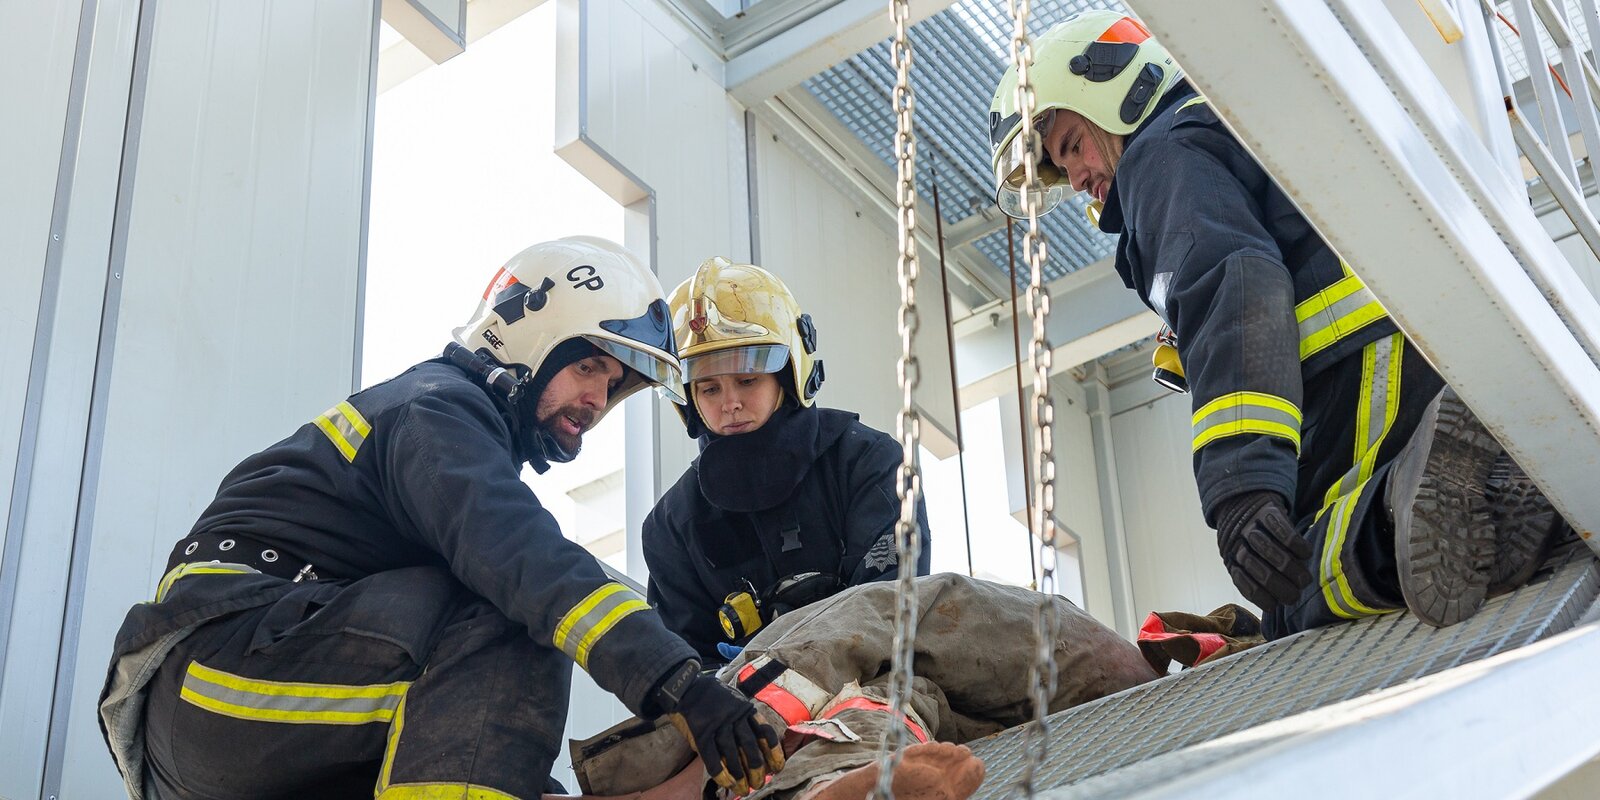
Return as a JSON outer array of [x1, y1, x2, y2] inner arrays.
[[140, 566, 570, 800], [722, 573, 1158, 798], [1262, 333, 1447, 639]]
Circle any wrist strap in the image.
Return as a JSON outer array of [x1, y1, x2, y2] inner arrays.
[[652, 658, 701, 715]]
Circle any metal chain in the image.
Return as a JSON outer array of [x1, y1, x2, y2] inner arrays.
[[1006, 0, 1059, 796], [873, 0, 922, 795]]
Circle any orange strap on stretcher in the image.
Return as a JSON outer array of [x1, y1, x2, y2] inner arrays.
[[737, 662, 812, 727], [822, 697, 929, 743]]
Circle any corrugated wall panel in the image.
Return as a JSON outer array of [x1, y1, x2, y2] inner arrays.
[[559, 0, 746, 763], [1109, 391, 1244, 620], [576, 0, 744, 480], [0, 0, 82, 605], [752, 116, 957, 443], [30, 2, 377, 795], [0, 0, 143, 792], [1050, 377, 1112, 624]]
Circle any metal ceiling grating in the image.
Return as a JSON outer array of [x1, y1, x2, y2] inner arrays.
[[965, 545, 1599, 797], [802, 0, 1128, 287]]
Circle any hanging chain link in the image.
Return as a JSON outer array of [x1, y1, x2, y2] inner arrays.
[[1006, 0, 1059, 796], [873, 0, 922, 796]]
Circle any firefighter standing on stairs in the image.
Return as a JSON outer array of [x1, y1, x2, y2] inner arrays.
[[98, 237, 783, 799], [642, 258, 931, 664], [987, 11, 1568, 637]]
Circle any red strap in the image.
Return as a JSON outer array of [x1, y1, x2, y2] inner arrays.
[[738, 664, 812, 726], [1138, 612, 1229, 664], [821, 697, 929, 743]]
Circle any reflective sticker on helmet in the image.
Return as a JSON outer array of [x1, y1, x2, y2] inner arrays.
[[482, 267, 519, 301], [1098, 16, 1150, 44]]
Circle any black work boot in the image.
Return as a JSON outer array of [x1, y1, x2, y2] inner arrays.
[[1485, 453, 1566, 596], [1387, 387, 1499, 627]]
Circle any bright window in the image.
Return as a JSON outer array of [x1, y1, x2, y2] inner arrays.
[[920, 397, 1083, 606], [364, 6, 629, 570]]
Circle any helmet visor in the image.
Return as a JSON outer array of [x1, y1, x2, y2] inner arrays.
[[993, 116, 1073, 220], [683, 344, 791, 382], [586, 336, 687, 404]]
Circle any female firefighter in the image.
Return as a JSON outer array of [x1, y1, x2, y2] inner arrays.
[[986, 10, 1564, 637], [642, 257, 932, 663]]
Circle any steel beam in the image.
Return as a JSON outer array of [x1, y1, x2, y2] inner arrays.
[[382, 0, 465, 63], [943, 205, 1008, 249], [1128, 0, 1600, 540], [955, 257, 1158, 409]]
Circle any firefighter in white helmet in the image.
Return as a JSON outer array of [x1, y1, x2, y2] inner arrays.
[[100, 237, 783, 799], [988, 10, 1565, 636], [642, 257, 932, 664]]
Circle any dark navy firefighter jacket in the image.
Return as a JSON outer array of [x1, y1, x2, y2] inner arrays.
[[100, 359, 698, 770], [642, 405, 932, 662], [1098, 81, 1399, 524]]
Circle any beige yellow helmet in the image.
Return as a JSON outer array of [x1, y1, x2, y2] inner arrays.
[[453, 236, 685, 420], [668, 257, 823, 434], [988, 10, 1184, 219]]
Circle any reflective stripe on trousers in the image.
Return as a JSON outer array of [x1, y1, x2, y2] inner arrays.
[[1315, 333, 1407, 619], [180, 660, 409, 725]]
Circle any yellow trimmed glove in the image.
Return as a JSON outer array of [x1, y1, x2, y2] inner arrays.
[[655, 662, 784, 795]]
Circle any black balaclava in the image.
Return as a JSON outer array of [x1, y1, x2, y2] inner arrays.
[[697, 400, 816, 512]]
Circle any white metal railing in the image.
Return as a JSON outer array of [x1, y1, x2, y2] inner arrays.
[[1129, 0, 1600, 547], [1483, 0, 1600, 263]]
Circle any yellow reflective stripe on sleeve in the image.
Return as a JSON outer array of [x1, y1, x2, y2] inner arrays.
[[376, 784, 521, 799], [552, 582, 651, 670], [1191, 391, 1303, 453], [1297, 265, 1389, 361], [1319, 334, 1406, 618], [155, 562, 261, 603], [179, 660, 409, 725], [313, 400, 372, 462], [1175, 96, 1206, 113]]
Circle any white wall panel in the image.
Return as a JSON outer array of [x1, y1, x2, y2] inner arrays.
[[9, 2, 380, 796], [752, 117, 957, 444], [564, 0, 744, 487], [566, 0, 957, 468], [0, 0, 82, 601], [0, 0, 144, 792], [1109, 389, 1245, 620], [1047, 377, 1112, 624]]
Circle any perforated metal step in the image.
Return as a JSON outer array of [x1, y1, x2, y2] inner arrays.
[[968, 545, 1600, 798]]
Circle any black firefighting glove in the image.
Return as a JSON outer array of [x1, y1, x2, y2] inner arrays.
[[1214, 490, 1314, 610], [652, 660, 784, 794]]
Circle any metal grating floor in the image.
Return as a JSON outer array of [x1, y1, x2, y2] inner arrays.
[[967, 545, 1600, 798]]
